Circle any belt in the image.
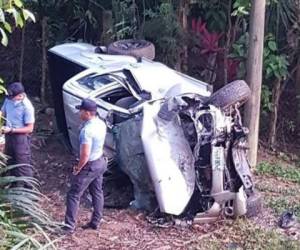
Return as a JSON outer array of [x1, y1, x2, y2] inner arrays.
[[6, 133, 31, 137], [88, 159, 100, 164], [87, 156, 104, 164]]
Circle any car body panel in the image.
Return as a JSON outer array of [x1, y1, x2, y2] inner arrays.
[[49, 42, 137, 69], [63, 88, 117, 158], [232, 137, 253, 190], [141, 101, 195, 215], [54, 42, 217, 215], [123, 62, 212, 99]]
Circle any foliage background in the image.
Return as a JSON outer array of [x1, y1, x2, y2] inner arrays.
[[0, 0, 299, 150]]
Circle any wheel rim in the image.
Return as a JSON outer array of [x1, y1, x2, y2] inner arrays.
[[116, 40, 147, 50]]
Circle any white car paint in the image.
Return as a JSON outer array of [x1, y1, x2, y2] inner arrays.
[[141, 101, 195, 215], [52, 42, 214, 215]]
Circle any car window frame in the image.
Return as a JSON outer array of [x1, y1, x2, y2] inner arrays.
[[93, 82, 134, 116]]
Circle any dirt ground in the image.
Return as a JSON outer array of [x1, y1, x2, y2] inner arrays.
[[31, 109, 300, 250]]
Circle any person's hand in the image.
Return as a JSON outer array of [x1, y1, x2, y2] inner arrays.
[[1, 126, 12, 134], [72, 165, 81, 175]]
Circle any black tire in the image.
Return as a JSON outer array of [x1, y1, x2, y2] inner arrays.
[[108, 39, 155, 60], [246, 190, 263, 218], [114, 96, 137, 123], [208, 80, 251, 110]]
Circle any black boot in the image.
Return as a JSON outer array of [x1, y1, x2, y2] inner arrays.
[[81, 222, 98, 230]]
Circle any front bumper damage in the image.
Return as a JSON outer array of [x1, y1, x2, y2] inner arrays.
[[116, 94, 254, 221]]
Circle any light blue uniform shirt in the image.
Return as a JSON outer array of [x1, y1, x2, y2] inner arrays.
[[1, 96, 35, 128], [79, 117, 106, 161]]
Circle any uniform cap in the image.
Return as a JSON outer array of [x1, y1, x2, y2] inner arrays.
[[7, 82, 25, 98], [75, 98, 97, 112]]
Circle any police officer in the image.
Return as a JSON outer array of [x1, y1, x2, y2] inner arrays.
[[0, 82, 35, 188], [63, 98, 107, 234]]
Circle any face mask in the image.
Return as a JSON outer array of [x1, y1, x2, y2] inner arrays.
[[9, 94, 24, 105], [13, 100, 22, 104], [12, 100, 22, 105]]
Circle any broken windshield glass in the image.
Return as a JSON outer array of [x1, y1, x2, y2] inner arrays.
[[77, 73, 114, 90]]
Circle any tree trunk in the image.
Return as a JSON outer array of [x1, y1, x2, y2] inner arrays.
[[244, 0, 266, 168], [268, 78, 281, 149], [224, 0, 232, 85], [19, 27, 25, 82], [294, 0, 300, 139], [176, 0, 189, 72], [41, 17, 48, 105], [182, 2, 189, 72], [100, 10, 113, 45], [296, 57, 300, 132]]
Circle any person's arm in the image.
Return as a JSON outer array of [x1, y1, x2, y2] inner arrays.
[[3, 123, 34, 134], [21, 101, 35, 133], [74, 143, 91, 174], [0, 99, 7, 118], [73, 129, 92, 175], [0, 102, 7, 133]]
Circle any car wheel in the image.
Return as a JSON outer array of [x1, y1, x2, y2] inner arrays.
[[246, 190, 263, 218], [207, 80, 251, 110], [114, 96, 137, 123], [107, 39, 155, 60]]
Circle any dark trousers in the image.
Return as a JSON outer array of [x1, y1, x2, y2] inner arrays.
[[5, 134, 33, 188], [65, 157, 107, 230]]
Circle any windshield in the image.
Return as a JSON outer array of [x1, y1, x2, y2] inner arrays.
[[77, 73, 114, 90], [77, 71, 131, 91]]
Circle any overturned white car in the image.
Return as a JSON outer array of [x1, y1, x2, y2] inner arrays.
[[48, 41, 261, 222]]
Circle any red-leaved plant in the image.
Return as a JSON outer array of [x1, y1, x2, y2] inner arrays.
[[191, 19, 224, 54], [190, 18, 240, 82]]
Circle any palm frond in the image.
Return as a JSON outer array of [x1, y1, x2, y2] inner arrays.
[[0, 165, 59, 249]]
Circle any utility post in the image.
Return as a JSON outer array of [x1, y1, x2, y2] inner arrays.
[[244, 0, 266, 168]]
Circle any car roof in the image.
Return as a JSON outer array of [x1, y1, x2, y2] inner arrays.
[[48, 42, 137, 68], [51, 42, 212, 98]]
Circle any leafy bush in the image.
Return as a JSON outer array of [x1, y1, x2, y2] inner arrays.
[[0, 0, 35, 46], [143, 3, 185, 67], [110, 0, 139, 40], [0, 164, 58, 249], [263, 34, 289, 80]]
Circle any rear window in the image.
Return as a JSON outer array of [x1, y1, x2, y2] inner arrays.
[[77, 73, 115, 90]]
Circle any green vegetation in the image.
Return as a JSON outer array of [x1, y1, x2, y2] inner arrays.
[[0, 164, 59, 249], [266, 197, 300, 218], [0, 0, 35, 46], [0, 0, 299, 248], [0, 1, 59, 248], [256, 162, 300, 184], [256, 161, 300, 218], [188, 219, 300, 250]]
